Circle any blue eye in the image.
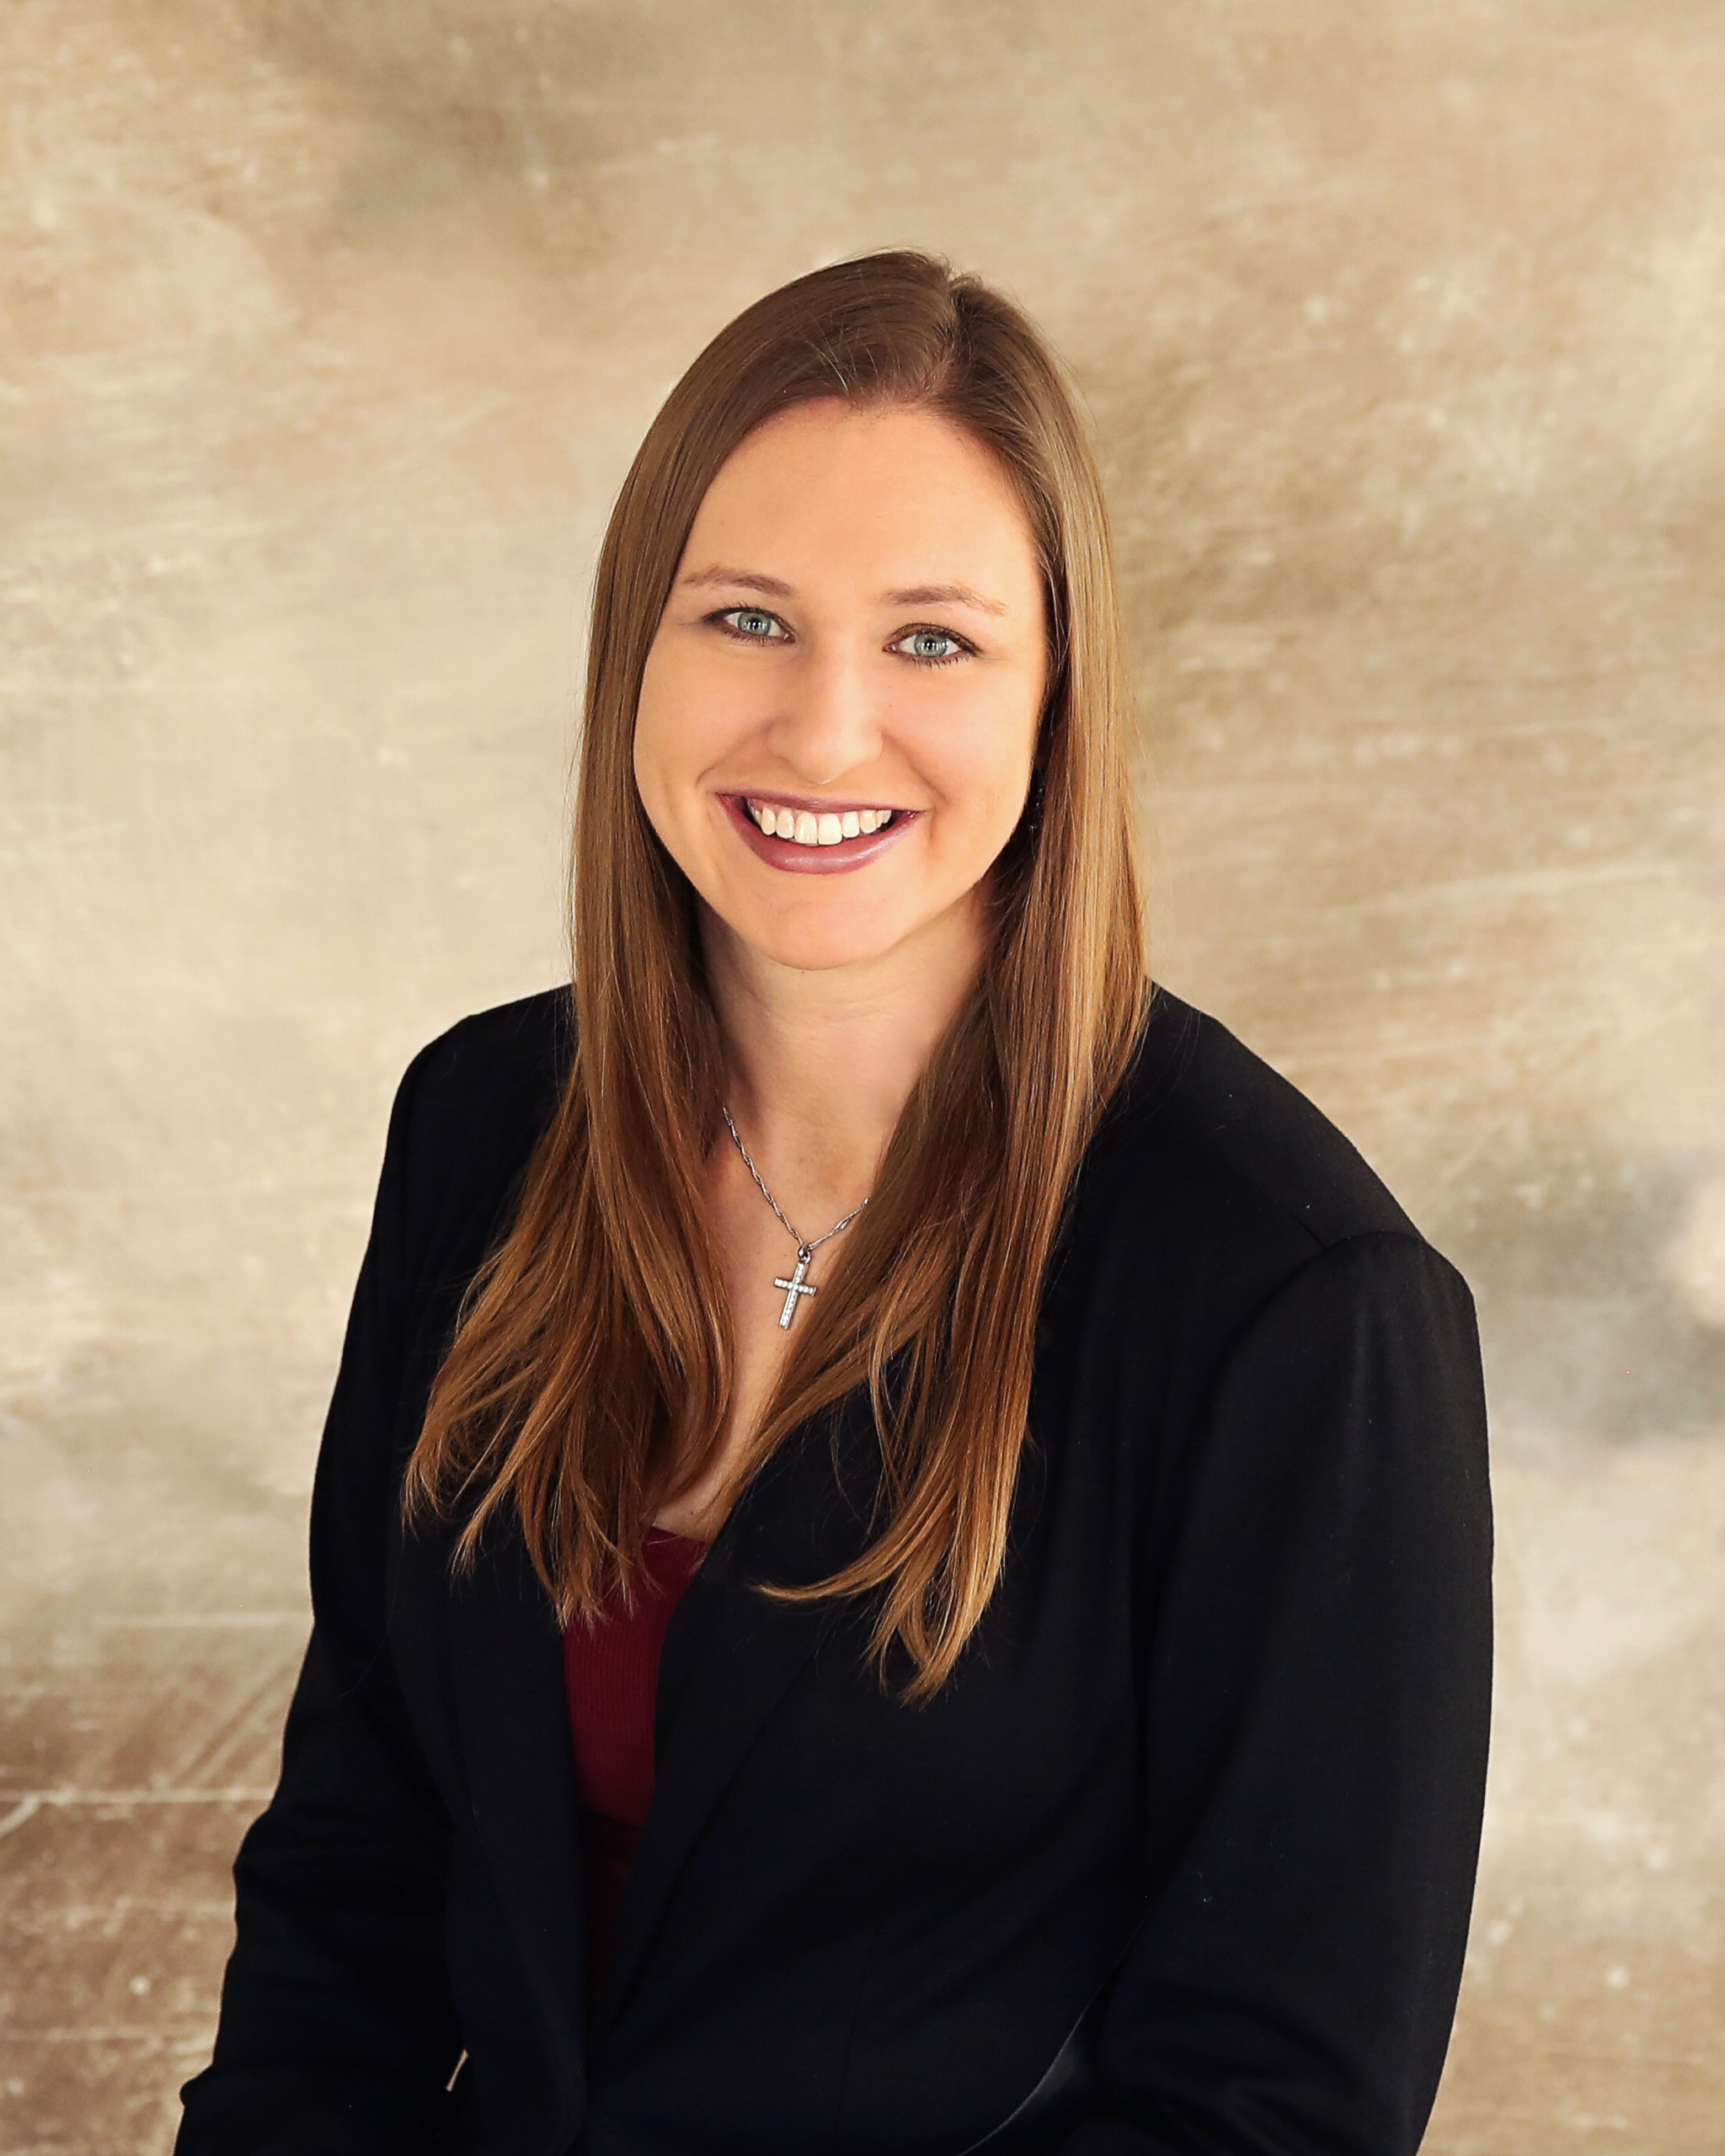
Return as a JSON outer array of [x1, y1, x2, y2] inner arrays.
[[897, 627, 965, 664], [721, 607, 784, 640]]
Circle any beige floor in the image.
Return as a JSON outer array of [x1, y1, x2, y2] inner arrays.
[[3, 3, 1724, 2150]]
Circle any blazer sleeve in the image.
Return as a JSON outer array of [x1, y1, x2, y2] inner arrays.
[[175, 1048, 464, 2156], [1063, 1231, 1493, 2156]]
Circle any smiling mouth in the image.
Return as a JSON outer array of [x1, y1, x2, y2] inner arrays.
[[740, 795, 904, 848]]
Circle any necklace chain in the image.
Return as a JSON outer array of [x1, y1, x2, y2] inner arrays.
[[720, 1103, 871, 1262]]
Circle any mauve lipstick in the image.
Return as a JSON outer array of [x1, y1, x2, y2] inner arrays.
[[718, 791, 921, 876]]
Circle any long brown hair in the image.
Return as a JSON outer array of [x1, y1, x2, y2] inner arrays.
[[407, 251, 1149, 1702]]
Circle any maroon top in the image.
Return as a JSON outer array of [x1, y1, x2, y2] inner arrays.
[[563, 1527, 708, 2009]]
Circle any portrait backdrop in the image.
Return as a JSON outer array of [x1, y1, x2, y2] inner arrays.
[[3, 3, 1722, 2151]]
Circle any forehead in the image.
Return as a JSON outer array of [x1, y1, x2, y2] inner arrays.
[[683, 401, 1040, 599]]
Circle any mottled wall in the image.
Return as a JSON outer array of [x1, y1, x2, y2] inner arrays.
[[3, 2, 1722, 2149]]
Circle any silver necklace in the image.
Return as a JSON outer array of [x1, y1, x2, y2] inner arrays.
[[720, 1104, 871, 1330]]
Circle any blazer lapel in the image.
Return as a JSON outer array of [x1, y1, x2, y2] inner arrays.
[[593, 1385, 883, 2047], [446, 1523, 588, 2116]]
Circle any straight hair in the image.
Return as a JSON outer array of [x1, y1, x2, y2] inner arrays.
[[407, 250, 1150, 1702]]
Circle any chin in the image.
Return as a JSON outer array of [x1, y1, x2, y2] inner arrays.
[[745, 918, 913, 973], [694, 862, 981, 977]]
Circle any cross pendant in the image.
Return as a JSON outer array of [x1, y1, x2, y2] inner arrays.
[[772, 1247, 819, 1330]]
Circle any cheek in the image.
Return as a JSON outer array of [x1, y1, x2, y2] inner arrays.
[[632, 654, 704, 828], [632, 646, 682, 776], [635, 643, 756, 796], [919, 685, 1040, 833]]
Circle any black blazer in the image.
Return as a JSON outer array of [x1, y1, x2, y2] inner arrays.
[[176, 986, 1492, 2156]]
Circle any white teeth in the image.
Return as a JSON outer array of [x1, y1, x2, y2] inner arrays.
[[746, 799, 897, 845]]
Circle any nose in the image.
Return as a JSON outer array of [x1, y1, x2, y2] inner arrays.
[[766, 642, 883, 787]]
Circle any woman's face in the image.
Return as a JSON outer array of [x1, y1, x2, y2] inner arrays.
[[633, 398, 1048, 976]]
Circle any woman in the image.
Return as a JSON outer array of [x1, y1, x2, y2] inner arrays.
[[177, 252, 1491, 2156]]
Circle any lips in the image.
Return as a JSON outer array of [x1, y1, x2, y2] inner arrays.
[[718, 792, 921, 876]]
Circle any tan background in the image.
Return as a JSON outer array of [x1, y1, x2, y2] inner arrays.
[[3, 2, 1723, 2149]]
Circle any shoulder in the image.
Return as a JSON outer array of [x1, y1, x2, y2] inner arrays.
[[382, 985, 574, 1278], [1103, 986, 1419, 1251], [1059, 989, 1464, 1337], [398, 984, 573, 1140]]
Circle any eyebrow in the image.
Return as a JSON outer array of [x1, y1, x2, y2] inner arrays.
[[680, 567, 793, 599], [678, 567, 1008, 616], [884, 582, 1008, 616]]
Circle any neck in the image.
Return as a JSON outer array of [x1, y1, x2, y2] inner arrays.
[[699, 892, 988, 1213]]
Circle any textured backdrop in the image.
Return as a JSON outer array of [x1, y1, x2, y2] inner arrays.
[[3, 3, 1723, 2150]]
